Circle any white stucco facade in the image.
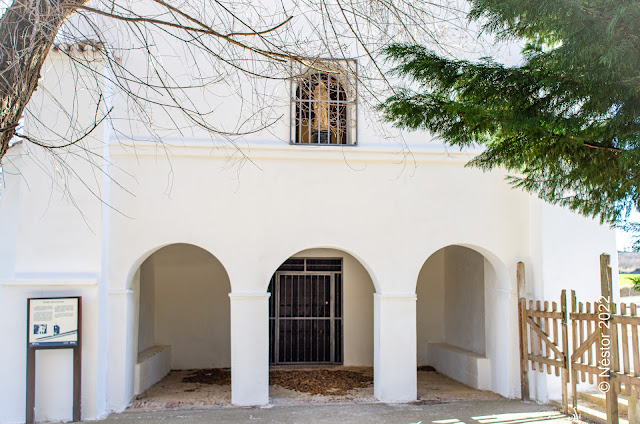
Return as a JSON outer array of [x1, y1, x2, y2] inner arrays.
[[0, 20, 618, 424]]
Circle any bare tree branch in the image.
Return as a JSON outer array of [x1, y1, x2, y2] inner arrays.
[[0, 0, 492, 213]]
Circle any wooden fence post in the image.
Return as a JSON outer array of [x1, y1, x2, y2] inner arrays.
[[630, 304, 640, 423], [571, 290, 578, 413], [601, 254, 619, 424], [517, 262, 530, 401], [561, 289, 569, 414]]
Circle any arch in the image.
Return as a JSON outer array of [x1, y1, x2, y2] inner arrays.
[[125, 241, 232, 291], [262, 244, 381, 294], [411, 241, 513, 294], [414, 243, 517, 398], [126, 243, 232, 401]]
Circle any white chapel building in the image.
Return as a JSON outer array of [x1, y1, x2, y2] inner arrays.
[[0, 3, 618, 422]]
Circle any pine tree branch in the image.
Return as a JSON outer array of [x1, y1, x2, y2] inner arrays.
[[582, 142, 623, 153]]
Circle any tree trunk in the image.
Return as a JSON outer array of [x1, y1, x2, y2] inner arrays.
[[0, 0, 88, 163]]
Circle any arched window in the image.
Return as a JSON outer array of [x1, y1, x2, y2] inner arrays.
[[292, 62, 356, 145]]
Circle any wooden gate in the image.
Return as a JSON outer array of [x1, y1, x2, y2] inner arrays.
[[519, 255, 640, 423], [568, 255, 640, 422], [518, 261, 569, 412]]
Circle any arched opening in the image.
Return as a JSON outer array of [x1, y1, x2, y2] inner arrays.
[[130, 243, 231, 405], [267, 248, 375, 400], [416, 245, 513, 399]]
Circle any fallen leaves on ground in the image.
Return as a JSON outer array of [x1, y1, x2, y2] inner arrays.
[[182, 368, 373, 396], [269, 369, 372, 396], [182, 368, 231, 385], [417, 365, 436, 372]]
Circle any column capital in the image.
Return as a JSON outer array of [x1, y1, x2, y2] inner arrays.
[[109, 289, 134, 296], [374, 293, 417, 301], [228, 292, 271, 299]]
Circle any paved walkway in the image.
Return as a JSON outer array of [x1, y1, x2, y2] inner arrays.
[[91, 400, 584, 424]]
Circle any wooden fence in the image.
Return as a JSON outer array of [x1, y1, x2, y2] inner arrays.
[[518, 255, 640, 423]]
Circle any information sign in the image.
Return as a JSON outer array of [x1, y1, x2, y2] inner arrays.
[[28, 298, 79, 347]]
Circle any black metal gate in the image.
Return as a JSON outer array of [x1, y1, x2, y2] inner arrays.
[[269, 258, 343, 364]]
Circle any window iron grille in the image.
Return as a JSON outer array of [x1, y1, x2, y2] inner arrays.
[[290, 60, 357, 146]]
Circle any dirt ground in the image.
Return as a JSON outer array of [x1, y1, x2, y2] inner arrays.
[[130, 369, 232, 409], [129, 366, 502, 410], [417, 368, 503, 403]]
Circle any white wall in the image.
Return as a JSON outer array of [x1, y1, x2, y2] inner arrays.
[[0, 283, 101, 423], [416, 246, 509, 393], [416, 249, 444, 365], [35, 349, 74, 421], [138, 259, 155, 353], [417, 246, 485, 364], [444, 246, 485, 355], [482, 256, 516, 397], [8, 55, 105, 277], [0, 163, 20, 279], [529, 200, 619, 402], [95, 0, 495, 148], [0, 52, 107, 423], [292, 249, 374, 366], [140, 244, 231, 369]]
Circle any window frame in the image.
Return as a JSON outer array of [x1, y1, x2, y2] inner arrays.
[[289, 58, 358, 147]]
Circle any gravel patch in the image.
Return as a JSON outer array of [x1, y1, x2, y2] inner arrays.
[[269, 369, 372, 396]]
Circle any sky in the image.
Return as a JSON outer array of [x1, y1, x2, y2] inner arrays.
[[617, 228, 634, 252], [617, 211, 640, 252]]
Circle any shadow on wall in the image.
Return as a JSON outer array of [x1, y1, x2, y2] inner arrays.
[[416, 246, 490, 390]]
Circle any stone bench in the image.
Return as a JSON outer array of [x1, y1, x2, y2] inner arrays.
[[134, 345, 172, 395], [427, 342, 491, 390]]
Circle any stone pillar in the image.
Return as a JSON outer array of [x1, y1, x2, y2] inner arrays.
[[229, 292, 270, 406], [374, 293, 417, 402]]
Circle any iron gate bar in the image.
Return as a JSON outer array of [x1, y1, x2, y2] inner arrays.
[[270, 267, 342, 365], [330, 272, 335, 363]]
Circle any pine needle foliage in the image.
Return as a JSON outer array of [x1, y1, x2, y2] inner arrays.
[[379, 0, 640, 224]]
